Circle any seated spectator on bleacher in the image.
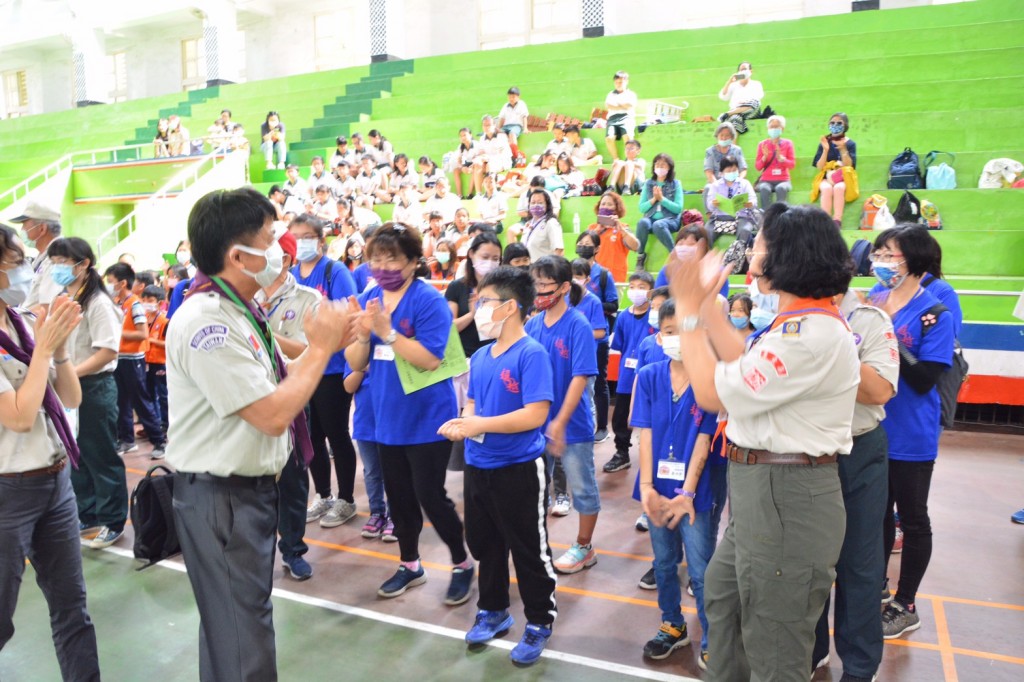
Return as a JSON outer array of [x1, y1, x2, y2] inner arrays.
[[349, 131, 369, 159], [754, 115, 794, 206], [307, 156, 337, 199], [515, 176, 561, 224], [605, 70, 638, 162], [497, 86, 529, 147], [377, 153, 418, 204], [635, 153, 683, 270], [703, 122, 747, 188], [283, 164, 308, 199], [353, 154, 385, 209], [391, 181, 422, 226], [260, 111, 287, 169], [427, 238, 458, 284], [330, 136, 355, 168], [608, 139, 646, 195], [418, 156, 444, 197], [446, 208, 474, 260], [343, 235, 366, 272], [705, 155, 758, 245], [422, 177, 462, 223], [421, 211, 445, 258], [450, 127, 482, 199], [589, 191, 639, 284], [474, 116, 513, 192], [525, 151, 557, 182], [309, 185, 339, 222], [540, 123, 571, 161], [267, 185, 287, 219], [476, 173, 507, 233], [502, 242, 532, 269], [566, 124, 602, 166], [334, 195, 382, 232], [551, 153, 585, 199], [167, 115, 190, 156], [153, 118, 170, 158], [718, 61, 764, 135], [206, 119, 229, 151], [367, 129, 395, 171], [332, 160, 357, 199], [812, 112, 857, 227], [516, 190, 563, 261], [218, 109, 247, 149]]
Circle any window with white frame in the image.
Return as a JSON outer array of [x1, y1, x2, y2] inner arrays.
[[106, 52, 128, 102], [2, 69, 28, 118], [314, 12, 350, 71], [181, 37, 206, 91]]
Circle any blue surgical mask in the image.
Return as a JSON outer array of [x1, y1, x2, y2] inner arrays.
[[724, 171, 739, 182], [750, 308, 775, 331], [1, 263, 34, 307], [51, 263, 78, 287], [871, 262, 905, 290], [295, 238, 320, 263], [829, 123, 845, 136], [717, 138, 732, 148], [730, 315, 750, 330], [768, 128, 782, 139]]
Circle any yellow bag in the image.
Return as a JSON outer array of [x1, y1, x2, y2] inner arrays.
[[842, 165, 860, 202]]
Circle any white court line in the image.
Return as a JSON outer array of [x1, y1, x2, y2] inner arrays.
[[102, 546, 698, 681]]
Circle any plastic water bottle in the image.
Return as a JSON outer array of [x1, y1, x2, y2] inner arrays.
[[573, 212, 581, 234]]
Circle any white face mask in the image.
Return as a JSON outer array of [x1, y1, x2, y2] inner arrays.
[[295, 238, 320, 263], [105, 282, 118, 297], [472, 257, 499, 279], [0, 263, 34, 307], [234, 241, 284, 288], [142, 302, 159, 314], [661, 333, 682, 361], [475, 300, 512, 340], [647, 308, 659, 327], [628, 289, 648, 308]]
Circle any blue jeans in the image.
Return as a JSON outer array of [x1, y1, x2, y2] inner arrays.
[[649, 509, 716, 649], [357, 440, 387, 516], [548, 441, 601, 515], [146, 362, 168, 433], [636, 215, 681, 255], [114, 356, 165, 448], [261, 139, 286, 164]]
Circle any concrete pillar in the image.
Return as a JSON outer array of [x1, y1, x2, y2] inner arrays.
[[369, 0, 404, 62], [203, 1, 241, 87], [71, 27, 107, 107], [582, 0, 605, 37]]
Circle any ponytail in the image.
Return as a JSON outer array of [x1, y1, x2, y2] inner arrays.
[[568, 281, 584, 307]]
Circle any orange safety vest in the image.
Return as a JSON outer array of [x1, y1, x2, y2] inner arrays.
[[145, 311, 169, 365], [117, 293, 150, 355]]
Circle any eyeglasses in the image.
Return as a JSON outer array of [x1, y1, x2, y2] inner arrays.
[[744, 249, 766, 260], [475, 297, 510, 309], [868, 252, 904, 263]]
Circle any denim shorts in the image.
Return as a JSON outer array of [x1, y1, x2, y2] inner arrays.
[[501, 124, 523, 137], [550, 441, 601, 515]]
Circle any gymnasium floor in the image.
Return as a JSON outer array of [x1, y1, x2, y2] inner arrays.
[[3, 429, 1022, 681]]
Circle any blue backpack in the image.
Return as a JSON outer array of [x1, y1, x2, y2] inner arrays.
[[850, 239, 873, 276], [887, 147, 923, 190], [924, 151, 957, 189]]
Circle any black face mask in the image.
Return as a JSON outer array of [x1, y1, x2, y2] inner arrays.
[[516, 265, 531, 273], [576, 245, 595, 260]]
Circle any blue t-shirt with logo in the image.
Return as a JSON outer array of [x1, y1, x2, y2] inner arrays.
[[293, 256, 357, 375], [343, 360, 375, 443], [352, 262, 373, 293], [611, 308, 657, 394], [586, 262, 619, 310], [629, 360, 718, 511], [571, 290, 609, 346], [921, 273, 962, 338], [872, 285, 954, 461], [635, 333, 664, 373], [525, 308, 598, 444], [359, 279, 457, 445], [465, 336, 554, 469]]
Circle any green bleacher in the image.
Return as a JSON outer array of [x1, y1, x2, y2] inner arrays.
[[0, 0, 1020, 324]]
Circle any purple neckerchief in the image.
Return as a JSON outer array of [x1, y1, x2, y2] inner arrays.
[[0, 308, 80, 468], [187, 272, 314, 467]]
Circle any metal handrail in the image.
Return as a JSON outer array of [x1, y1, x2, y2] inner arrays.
[[95, 150, 232, 260], [69, 143, 152, 167], [0, 154, 73, 208]]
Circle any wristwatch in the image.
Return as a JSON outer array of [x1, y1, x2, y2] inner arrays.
[[382, 329, 398, 345], [680, 314, 700, 333]]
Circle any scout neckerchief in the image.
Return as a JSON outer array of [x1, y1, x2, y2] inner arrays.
[[188, 271, 313, 466]]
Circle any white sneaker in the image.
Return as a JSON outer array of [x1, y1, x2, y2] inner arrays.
[[635, 513, 649, 532], [306, 494, 335, 523], [88, 526, 123, 549], [265, 161, 275, 170], [320, 499, 357, 528], [551, 494, 571, 517]]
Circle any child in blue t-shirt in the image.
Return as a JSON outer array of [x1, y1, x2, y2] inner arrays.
[[631, 298, 717, 668], [606, 270, 656, 474], [525, 256, 600, 575], [343, 362, 392, 541], [438, 266, 557, 666]]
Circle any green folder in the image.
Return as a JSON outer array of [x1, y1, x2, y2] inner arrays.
[[394, 324, 468, 394], [715, 193, 749, 215]]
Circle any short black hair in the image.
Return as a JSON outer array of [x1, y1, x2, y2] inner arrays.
[[760, 204, 853, 298], [507, 86, 520, 95], [268, 184, 283, 197], [136, 270, 156, 288], [104, 262, 135, 287], [650, 285, 670, 301], [289, 213, 327, 240], [311, 155, 324, 164], [729, 293, 753, 315], [719, 155, 740, 172], [628, 271, 655, 288], [571, 258, 590, 279], [336, 136, 347, 144], [564, 124, 581, 135], [502, 242, 529, 265], [142, 285, 166, 301], [479, 266, 534, 321], [651, 153, 676, 183], [168, 264, 188, 279], [576, 229, 601, 249], [676, 225, 706, 244], [464, 232, 502, 289], [188, 188, 277, 275], [874, 224, 939, 278], [657, 298, 676, 328]]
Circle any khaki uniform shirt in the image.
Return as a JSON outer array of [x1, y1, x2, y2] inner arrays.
[[841, 298, 900, 437], [165, 292, 288, 477], [25, 250, 63, 309], [254, 274, 321, 345], [68, 294, 122, 374], [715, 309, 860, 456], [0, 325, 66, 473]]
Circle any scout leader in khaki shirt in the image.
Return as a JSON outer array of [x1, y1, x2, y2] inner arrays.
[[255, 270, 321, 359]]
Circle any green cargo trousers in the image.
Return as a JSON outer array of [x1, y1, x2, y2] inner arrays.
[[705, 460, 846, 681]]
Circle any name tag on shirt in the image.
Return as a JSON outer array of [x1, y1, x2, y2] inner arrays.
[[624, 357, 638, 369], [469, 433, 485, 443], [374, 344, 396, 362], [772, 168, 782, 176], [657, 460, 686, 481]]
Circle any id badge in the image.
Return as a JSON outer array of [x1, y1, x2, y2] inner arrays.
[[772, 168, 782, 176], [373, 344, 396, 361], [469, 433, 485, 443], [657, 460, 686, 481], [624, 357, 638, 369]]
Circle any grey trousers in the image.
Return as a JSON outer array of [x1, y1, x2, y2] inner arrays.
[[173, 473, 279, 682], [705, 460, 846, 682], [0, 466, 100, 681]]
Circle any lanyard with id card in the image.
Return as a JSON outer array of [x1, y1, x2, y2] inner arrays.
[[656, 388, 689, 482]]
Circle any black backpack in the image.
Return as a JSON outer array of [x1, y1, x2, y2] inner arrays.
[[887, 147, 923, 190], [129, 465, 180, 570], [850, 239, 873, 276], [892, 190, 923, 223], [920, 283, 969, 429]]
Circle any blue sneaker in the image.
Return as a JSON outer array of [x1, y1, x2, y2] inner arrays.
[[1012, 508, 1024, 524], [510, 623, 552, 666], [445, 564, 474, 606], [465, 609, 514, 645], [377, 565, 427, 598], [283, 554, 313, 581]]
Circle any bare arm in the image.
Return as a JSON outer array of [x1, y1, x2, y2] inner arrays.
[[75, 348, 118, 378], [274, 334, 308, 360], [857, 364, 896, 405]]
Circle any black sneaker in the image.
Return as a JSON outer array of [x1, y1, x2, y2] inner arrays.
[[445, 564, 474, 606], [638, 567, 657, 591], [635, 253, 647, 271], [377, 566, 426, 598], [603, 452, 630, 473], [881, 577, 893, 605], [643, 621, 690, 660], [882, 602, 920, 639]]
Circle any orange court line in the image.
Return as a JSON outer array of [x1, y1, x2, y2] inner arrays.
[[951, 647, 1024, 667], [921, 592, 1024, 613], [932, 599, 959, 682]]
